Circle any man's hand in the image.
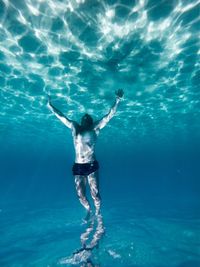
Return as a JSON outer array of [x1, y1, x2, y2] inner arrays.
[[115, 89, 124, 100]]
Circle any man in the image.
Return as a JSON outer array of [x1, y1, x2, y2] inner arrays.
[[47, 89, 124, 218]]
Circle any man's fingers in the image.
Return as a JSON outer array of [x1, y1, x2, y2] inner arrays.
[[115, 89, 124, 99], [117, 89, 124, 97]]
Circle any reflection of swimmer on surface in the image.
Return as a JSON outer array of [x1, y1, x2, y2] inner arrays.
[[72, 214, 105, 266], [59, 215, 105, 267], [78, 214, 105, 251], [47, 89, 124, 218], [58, 213, 105, 265]]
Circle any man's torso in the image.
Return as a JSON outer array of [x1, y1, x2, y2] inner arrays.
[[72, 127, 98, 163]]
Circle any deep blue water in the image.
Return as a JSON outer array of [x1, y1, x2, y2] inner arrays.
[[0, 0, 200, 266]]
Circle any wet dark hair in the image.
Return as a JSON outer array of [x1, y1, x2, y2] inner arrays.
[[80, 113, 93, 130]]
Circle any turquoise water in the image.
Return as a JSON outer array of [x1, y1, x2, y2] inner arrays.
[[0, 0, 200, 266]]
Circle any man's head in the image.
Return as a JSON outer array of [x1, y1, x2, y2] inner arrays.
[[81, 113, 93, 129]]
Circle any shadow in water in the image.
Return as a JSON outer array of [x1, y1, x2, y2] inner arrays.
[[59, 214, 105, 266]]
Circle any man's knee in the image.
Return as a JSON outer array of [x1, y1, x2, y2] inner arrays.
[[91, 188, 101, 200], [94, 194, 101, 206], [78, 194, 87, 201]]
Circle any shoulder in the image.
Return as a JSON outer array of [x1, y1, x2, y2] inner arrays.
[[71, 121, 79, 128], [93, 119, 101, 128]]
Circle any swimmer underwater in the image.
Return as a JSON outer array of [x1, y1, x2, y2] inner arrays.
[[47, 89, 124, 220]]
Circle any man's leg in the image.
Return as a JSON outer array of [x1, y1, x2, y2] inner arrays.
[[74, 175, 91, 213], [88, 171, 101, 215]]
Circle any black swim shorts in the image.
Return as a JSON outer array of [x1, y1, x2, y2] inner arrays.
[[72, 160, 99, 176]]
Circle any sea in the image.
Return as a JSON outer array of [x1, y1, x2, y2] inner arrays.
[[0, 0, 200, 266]]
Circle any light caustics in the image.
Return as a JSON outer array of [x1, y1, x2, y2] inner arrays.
[[0, 0, 199, 145]]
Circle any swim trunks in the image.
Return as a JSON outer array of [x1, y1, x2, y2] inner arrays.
[[72, 160, 99, 176]]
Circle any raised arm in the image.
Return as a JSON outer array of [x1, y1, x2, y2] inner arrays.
[[47, 96, 74, 129], [94, 89, 124, 131]]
